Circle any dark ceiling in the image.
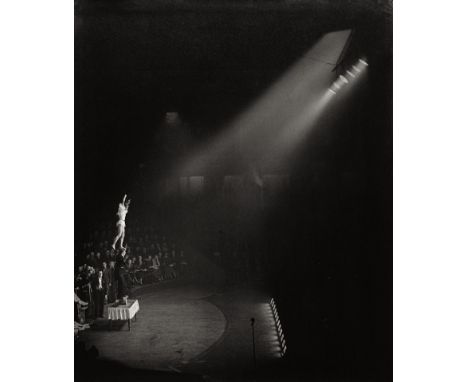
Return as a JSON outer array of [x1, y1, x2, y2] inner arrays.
[[75, 0, 392, 122], [75, 0, 392, 224]]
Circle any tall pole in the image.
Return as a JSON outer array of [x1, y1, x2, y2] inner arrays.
[[251, 317, 256, 371]]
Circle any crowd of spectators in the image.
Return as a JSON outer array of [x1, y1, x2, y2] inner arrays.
[[74, 222, 189, 326], [74, 220, 267, 338]]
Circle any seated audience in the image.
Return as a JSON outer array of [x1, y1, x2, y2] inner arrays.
[[76, 221, 192, 303]]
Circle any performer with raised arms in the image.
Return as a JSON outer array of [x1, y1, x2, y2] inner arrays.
[[111, 194, 131, 250]]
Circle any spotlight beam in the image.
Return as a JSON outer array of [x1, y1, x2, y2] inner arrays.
[[176, 30, 352, 176]]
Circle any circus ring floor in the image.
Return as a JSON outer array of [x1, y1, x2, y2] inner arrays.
[[80, 283, 226, 372], [78, 281, 283, 379]]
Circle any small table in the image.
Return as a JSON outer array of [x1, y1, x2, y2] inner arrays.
[[107, 299, 140, 331]]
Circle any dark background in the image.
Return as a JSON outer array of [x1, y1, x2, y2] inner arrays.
[[75, 0, 392, 380]]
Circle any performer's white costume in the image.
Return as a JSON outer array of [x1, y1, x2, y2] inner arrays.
[[112, 196, 130, 250], [116, 203, 128, 227]]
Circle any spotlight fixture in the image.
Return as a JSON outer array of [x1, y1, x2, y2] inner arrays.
[[270, 298, 287, 357], [329, 58, 368, 95], [332, 82, 341, 91]]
